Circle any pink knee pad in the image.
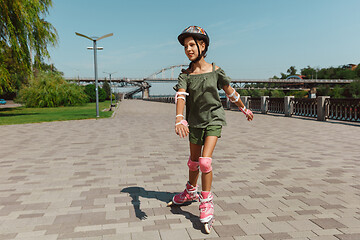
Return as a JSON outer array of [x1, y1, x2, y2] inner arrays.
[[187, 157, 199, 171], [199, 157, 212, 173]]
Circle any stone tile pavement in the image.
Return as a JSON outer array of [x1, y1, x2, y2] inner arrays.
[[0, 100, 359, 240]]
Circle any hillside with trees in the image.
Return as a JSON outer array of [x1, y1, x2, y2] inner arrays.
[[274, 64, 360, 80], [270, 65, 360, 98]]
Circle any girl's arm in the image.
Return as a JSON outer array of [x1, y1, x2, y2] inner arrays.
[[223, 85, 254, 121], [175, 88, 190, 137]]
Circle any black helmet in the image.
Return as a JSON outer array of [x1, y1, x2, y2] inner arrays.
[[178, 26, 210, 47], [178, 26, 210, 64]]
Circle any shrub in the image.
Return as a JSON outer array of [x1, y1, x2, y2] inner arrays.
[[17, 71, 88, 107], [330, 86, 345, 99], [102, 81, 111, 100], [84, 84, 106, 102], [287, 90, 308, 98], [238, 89, 250, 96], [249, 89, 270, 97], [348, 80, 360, 98], [270, 90, 285, 98]]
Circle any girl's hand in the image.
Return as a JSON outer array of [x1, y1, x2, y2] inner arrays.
[[245, 109, 254, 121], [240, 107, 254, 121], [175, 117, 189, 138]]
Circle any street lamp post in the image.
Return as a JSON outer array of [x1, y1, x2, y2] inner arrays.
[[104, 71, 117, 110], [75, 32, 113, 117]]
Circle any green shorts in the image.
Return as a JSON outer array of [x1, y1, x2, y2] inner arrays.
[[189, 125, 222, 146]]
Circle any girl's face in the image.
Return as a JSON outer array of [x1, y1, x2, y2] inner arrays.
[[183, 37, 205, 61]]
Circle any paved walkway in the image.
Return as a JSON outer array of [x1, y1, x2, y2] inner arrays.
[[0, 101, 22, 109], [0, 100, 359, 240]]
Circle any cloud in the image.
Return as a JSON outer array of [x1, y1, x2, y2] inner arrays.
[[208, 19, 234, 29], [236, 21, 270, 34]]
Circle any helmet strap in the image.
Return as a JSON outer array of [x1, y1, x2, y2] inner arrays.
[[192, 39, 204, 64]]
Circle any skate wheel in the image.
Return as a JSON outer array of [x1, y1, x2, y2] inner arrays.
[[167, 201, 173, 207], [204, 223, 211, 233], [204, 218, 214, 234]]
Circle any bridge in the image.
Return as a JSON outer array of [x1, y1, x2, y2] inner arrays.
[[66, 65, 355, 98]]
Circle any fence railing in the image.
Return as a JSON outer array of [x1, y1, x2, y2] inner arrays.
[[326, 98, 360, 121], [143, 97, 175, 104], [267, 98, 285, 114], [291, 98, 317, 118], [248, 97, 261, 111], [143, 95, 360, 123]]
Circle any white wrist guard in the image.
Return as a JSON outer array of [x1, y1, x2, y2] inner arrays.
[[175, 92, 189, 104], [227, 88, 240, 103], [175, 119, 189, 127], [240, 106, 253, 117]]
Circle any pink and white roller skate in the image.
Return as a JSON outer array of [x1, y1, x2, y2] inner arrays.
[[167, 181, 199, 206], [199, 191, 214, 233]]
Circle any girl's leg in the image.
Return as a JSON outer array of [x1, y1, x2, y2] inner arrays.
[[189, 142, 202, 187], [201, 136, 218, 191]]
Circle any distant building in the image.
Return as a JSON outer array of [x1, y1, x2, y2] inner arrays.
[[344, 64, 358, 70]]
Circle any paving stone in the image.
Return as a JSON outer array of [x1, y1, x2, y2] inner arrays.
[[159, 228, 191, 240], [267, 215, 295, 222], [57, 228, 116, 239], [143, 224, 171, 231], [260, 232, 292, 240], [334, 233, 360, 240], [308, 236, 339, 240], [213, 224, 246, 237], [186, 226, 219, 239], [0, 100, 359, 240], [233, 236, 263, 240], [263, 221, 297, 233], [131, 231, 161, 240], [295, 210, 321, 215], [310, 218, 347, 229], [238, 222, 271, 235]]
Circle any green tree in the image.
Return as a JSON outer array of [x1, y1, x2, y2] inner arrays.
[[317, 85, 331, 96], [239, 89, 250, 96], [280, 72, 287, 79], [0, 0, 58, 94], [301, 66, 316, 79], [84, 84, 107, 102], [348, 80, 360, 98], [102, 80, 111, 100], [330, 86, 345, 98], [249, 89, 269, 97], [287, 66, 297, 76], [354, 65, 360, 78], [270, 90, 285, 98]]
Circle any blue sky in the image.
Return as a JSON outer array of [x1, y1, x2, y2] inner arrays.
[[47, 0, 360, 80]]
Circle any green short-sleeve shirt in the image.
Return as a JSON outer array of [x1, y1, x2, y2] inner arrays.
[[173, 64, 231, 128]]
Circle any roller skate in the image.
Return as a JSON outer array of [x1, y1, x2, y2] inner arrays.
[[199, 191, 214, 234], [167, 181, 199, 206]]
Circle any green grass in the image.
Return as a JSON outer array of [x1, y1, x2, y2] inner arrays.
[[0, 101, 115, 125]]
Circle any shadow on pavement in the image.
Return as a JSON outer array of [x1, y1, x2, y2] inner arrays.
[[170, 205, 206, 233], [121, 186, 174, 220], [121, 186, 205, 232]]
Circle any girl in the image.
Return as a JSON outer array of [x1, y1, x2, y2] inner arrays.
[[170, 26, 253, 233]]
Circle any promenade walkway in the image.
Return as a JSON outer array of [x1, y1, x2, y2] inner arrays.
[[0, 100, 359, 240]]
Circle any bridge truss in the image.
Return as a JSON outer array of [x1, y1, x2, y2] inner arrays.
[[146, 64, 188, 80], [66, 65, 355, 98]]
